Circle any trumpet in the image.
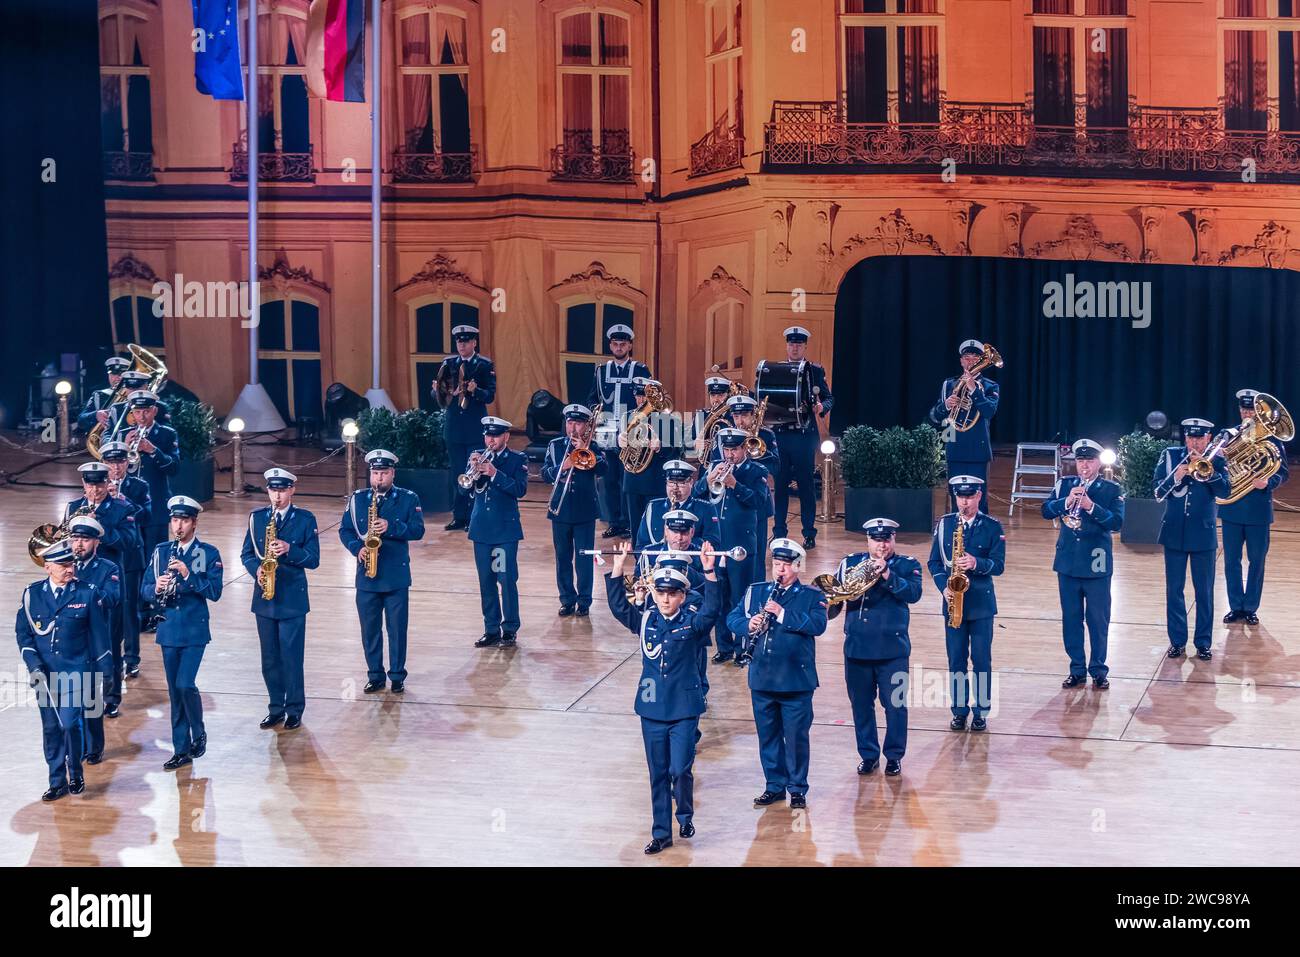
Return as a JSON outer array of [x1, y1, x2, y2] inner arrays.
[[708, 462, 734, 499], [1061, 477, 1093, 531], [458, 449, 496, 494], [87, 343, 166, 460]]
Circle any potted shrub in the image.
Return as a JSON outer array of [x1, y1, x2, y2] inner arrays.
[[357, 406, 451, 513], [169, 398, 218, 502], [1118, 430, 1166, 545], [840, 424, 945, 533]]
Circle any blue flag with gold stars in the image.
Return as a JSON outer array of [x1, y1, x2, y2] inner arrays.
[[192, 0, 244, 100]]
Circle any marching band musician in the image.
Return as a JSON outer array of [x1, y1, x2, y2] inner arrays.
[[438, 325, 497, 533], [470, 417, 529, 649], [66, 462, 137, 577], [930, 340, 1000, 514], [690, 374, 733, 461], [140, 496, 223, 771], [619, 377, 681, 538], [695, 428, 768, 665], [716, 393, 779, 559], [100, 440, 150, 683], [339, 450, 426, 694], [770, 326, 833, 551], [605, 540, 720, 854], [66, 517, 121, 767], [76, 355, 130, 434], [1041, 440, 1125, 688], [589, 324, 651, 539], [15, 537, 111, 802], [121, 389, 179, 557], [1221, 390, 1290, 627], [726, 538, 828, 810], [240, 469, 320, 730], [837, 518, 923, 777], [83, 367, 149, 443], [927, 476, 1006, 731], [1154, 418, 1230, 660], [634, 460, 720, 551], [543, 404, 608, 617]]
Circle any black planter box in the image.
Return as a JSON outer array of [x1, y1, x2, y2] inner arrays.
[[399, 467, 452, 514], [844, 486, 936, 535], [173, 457, 215, 503], [1120, 496, 1163, 545]]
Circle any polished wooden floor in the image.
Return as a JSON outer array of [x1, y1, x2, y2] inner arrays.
[[2, 436, 1299, 866]]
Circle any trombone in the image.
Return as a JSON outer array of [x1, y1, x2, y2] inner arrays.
[[547, 404, 602, 517], [1153, 439, 1228, 503]]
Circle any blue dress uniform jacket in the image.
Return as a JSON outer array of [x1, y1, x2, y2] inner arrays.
[[589, 359, 652, 422], [1218, 437, 1288, 526], [621, 412, 684, 498], [66, 496, 137, 572], [74, 556, 122, 618], [1153, 447, 1230, 552], [468, 448, 528, 543], [132, 423, 181, 516], [77, 388, 116, 434], [440, 353, 497, 445], [240, 505, 321, 618], [635, 495, 721, 550], [771, 363, 831, 540], [115, 476, 152, 571], [1041, 477, 1125, 577], [727, 581, 829, 693], [930, 375, 999, 462], [837, 554, 924, 661], [691, 460, 767, 545], [74, 555, 121, 754], [926, 512, 1006, 619], [141, 540, 224, 646], [542, 436, 607, 525], [339, 486, 426, 591]]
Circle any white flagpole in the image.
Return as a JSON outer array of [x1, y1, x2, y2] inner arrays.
[[364, 0, 396, 412]]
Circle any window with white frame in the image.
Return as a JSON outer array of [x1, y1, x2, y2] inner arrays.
[[410, 296, 480, 410], [556, 9, 632, 163], [110, 292, 165, 360], [705, 300, 744, 375], [1029, 0, 1129, 130], [1221, 0, 1300, 132], [560, 299, 634, 404], [241, 5, 310, 154], [704, 0, 743, 138], [840, 0, 943, 125], [258, 296, 322, 424], [99, 10, 152, 162], [397, 6, 471, 156]]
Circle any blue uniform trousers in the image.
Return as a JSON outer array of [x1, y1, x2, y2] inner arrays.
[[640, 715, 699, 840], [37, 670, 86, 787], [715, 539, 756, 655], [1059, 575, 1111, 679], [946, 459, 990, 513], [773, 430, 817, 539], [162, 645, 206, 755], [945, 617, 994, 718], [697, 645, 710, 701], [845, 655, 909, 763], [751, 688, 814, 796], [623, 490, 653, 545], [256, 614, 306, 719], [551, 520, 596, 610], [474, 541, 520, 634], [1222, 521, 1269, 615], [1165, 547, 1217, 651], [601, 454, 627, 528], [357, 588, 409, 683], [121, 569, 142, 669], [448, 442, 474, 525]]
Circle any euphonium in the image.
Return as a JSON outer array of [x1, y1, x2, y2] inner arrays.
[[946, 519, 969, 628], [87, 343, 167, 460], [945, 343, 1003, 434], [814, 555, 884, 620], [620, 383, 672, 475], [362, 491, 382, 578], [1217, 393, 1294, 506], [27, 504, 95, 567], [260, 511, 278, 600]]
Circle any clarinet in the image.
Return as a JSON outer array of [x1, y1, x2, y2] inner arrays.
[[739, 583, 787, 665], [156, 541, 181, 614]]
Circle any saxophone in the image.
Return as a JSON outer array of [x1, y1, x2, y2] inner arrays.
[[260, 511, 278, 600], [946, 517, 969, 629], [362, 492, 382, 578]]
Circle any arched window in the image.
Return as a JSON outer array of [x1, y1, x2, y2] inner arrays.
[[234, 3, 313, 182], [553, 8, 633, 181], [258, 295, 322, 424], [705, 299, 744, 373], [394, 4, 474, 182], [110, 293, 166, 360], [100, 8, 153, 180], [410, 295, 481, 410], [559, 299, 634, 403]]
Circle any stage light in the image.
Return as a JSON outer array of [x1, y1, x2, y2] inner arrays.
[[526, 389, 565, 443], [820, 439, 836, 455], [1100, 448, 1117, 467], [54, 380, 72, 396], [323, 382, 370, 447], [1144, 410, 1171, 439], [227, 417, 246, 434]]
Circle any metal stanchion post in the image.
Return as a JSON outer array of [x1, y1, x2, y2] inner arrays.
[[343, 420, 359, 497], [817, 438, 838, 524], [55, 381, 72, 452], [227, 418, 248, 497]]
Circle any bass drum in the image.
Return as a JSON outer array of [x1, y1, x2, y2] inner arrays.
[[754, 360, 812, 430]]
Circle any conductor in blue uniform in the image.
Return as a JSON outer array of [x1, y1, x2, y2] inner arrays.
[[930, 340, 999, 514], [339, 450, 426, 693], [1041, 439, 1125, 688], [727, 538, 828, 809], [927, 476, 1006, 731], [605, 541, 720, 854], [141, 496, 224, 770], [543, 403, 607, 617], [439, 325, 497, 532], [836, 518, 923, 776], [470, 417, 528, 648], [769, 326, 832, 549], [66, 516, 121, 766], [16, 538, 111, 801], [241, 468, 320, 730], [589, 324, 650, 538], [1153, 418, 1230, 660], [1221, 390, 1290, 627]]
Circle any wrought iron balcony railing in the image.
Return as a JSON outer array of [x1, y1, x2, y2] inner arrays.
[[550, 129, 635, 183], [102, 150, 154, 181], [689, 121, 745, 177], [391, 147, 478, 183], [231, 143, 314, 183], [763, 100, 1300, 182]]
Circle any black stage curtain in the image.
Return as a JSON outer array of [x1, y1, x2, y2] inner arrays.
[[831, 255, 1300, 449], [0, 0, 110, 426]]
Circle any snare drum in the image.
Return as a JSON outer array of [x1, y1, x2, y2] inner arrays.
[[754, 360, 812, 430]]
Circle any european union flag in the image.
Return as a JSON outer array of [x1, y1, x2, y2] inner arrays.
[[192, 0, 244, 100]]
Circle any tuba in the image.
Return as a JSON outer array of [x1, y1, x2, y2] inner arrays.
[[814, 555, 885, 620], [88, 344, 167, 460], [946, 518, 969, 628], [1216, 393, 1294, 506], [945, 343, 1003, 434], [620, 383, 673, 475], [260, 511, 278, 600], [362, 491, 382, 578]]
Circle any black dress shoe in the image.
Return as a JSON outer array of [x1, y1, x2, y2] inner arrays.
[[1167, 645, 1186, 659], [125, 666, 140, 680], [576, 607, 590, 617], [601, 526, 622, 539], [753, 790, 786, 806], [69, 776, 85, 795], [790, 793, 807, 809], [949, 716, 968, 731], [1223, 610, 1243, 623], [104, 704, 120, 719], [474, 632, 503, 648], [711, 651, 734, 664], [1196, 648, 1213, 661], [42, 785, 69, 802], [163, 754, 192, 771], [284, 715, 302, 730], [970, 716, 988, 732], [190, 735, 207, 758], [679, 821, 695, 839], [444, 519, 468, 531], [857, 759, 879, 775], [84, 751, 103, 765], [802, 536, 817, 550], [142, 618, 158, 634], [1246, 613, 1260, 626], [1093, 677, 1110, 689], [390, 681, 405, 694], [644, 837, 673, 855], [363, 680, 385, 694], [500, 632, 517, 647], [558, 604, 575, 617], [259, 713, 285, 729], [885, 759, 902, 776], [1061, 674, 1087, 688], [734, 653, 751, 668]]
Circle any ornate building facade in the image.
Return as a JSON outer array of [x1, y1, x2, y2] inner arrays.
[[102, 0, 1300, 425]]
